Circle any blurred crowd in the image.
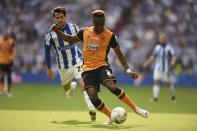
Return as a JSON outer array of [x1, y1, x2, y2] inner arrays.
[[0, 0, 196, 75]]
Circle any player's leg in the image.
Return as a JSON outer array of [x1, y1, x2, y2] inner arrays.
[[152, 80, 160, 102], [6, 71, 12, 97], [62, 82, 72, 99], [86, 86, 113, 125], [166, 81, 176, 102], [0, 83, 3, 95], [0, 72, 4, 95], [103, 80, 149, 118], [76, 77, 96, 121], [59, 68, 75, 99], [164, 75, 176, 103], [82, 70, 112, 123], [5, 65, 13, 97], [101, 66, 149, 118], [74, 62, 96, 121], [86, 86, 112, 124], [0, 66, 5, 94], [0, 64, 12, 97], [152, 69, 161, 102]]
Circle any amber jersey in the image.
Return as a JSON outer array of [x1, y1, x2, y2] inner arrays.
[[0, 38, 14, 64], [77, 27, 118, 72]]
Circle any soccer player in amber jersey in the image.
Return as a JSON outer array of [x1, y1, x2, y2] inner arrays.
[[51, 10, 149, 125], [0, 31, 16, 97]]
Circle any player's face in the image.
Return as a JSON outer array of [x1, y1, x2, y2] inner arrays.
[[159, 34, 167, 43], [54, 13, 66, 28], [93, 17, 105, 34]]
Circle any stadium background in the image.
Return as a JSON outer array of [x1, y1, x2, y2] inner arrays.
[[0, 0, 196, 86]]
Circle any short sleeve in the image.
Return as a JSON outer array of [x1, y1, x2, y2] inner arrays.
[[74, 24, 80, 33], [77, 29, 84, 41], [109, 34, 118, 49], [152, 45, 159, 57]]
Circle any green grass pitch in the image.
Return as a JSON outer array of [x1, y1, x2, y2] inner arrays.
[[0, 84, 197, 131]]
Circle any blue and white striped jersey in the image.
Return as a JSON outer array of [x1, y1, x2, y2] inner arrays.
[[45, 23, 82, 69], [152, 43, 174, 74]]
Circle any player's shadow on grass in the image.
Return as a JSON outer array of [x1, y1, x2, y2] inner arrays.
[[52, 120, 145, 129], [90, 124, 145, 129], [52, 120, 92, 125]]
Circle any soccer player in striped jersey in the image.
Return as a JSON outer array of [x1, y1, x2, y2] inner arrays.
[[44, 7, 96, 121], [144, 33, 176, 103], [51, 10, 149, 125]]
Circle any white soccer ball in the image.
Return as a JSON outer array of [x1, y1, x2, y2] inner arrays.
[[111, 107, 127, 124]]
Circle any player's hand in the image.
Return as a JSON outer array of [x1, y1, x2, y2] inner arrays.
[[126, 69, 139, 79], [47, 69, 55, 80], [171, 60, 176, 67], [50, 24, 58, 32]]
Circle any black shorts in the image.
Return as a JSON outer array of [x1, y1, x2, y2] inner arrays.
[[0, 64, 13, 83], [82, 66, 117, 91], [0, 64, 13, 73]]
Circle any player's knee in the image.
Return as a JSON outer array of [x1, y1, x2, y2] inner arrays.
[[85, 86, 97, 98], [105, 84, 122, 96], [103, 80, 117, 92], [104, 81, 121, 95]]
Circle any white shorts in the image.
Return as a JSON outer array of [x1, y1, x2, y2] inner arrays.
[[153, 69, 172, 82], [58, 61, 83, 86]]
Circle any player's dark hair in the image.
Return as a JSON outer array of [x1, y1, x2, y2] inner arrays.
[[52, 7, 66, 17]]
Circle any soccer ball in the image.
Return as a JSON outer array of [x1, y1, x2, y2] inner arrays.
[[111, 107, 127, 124]]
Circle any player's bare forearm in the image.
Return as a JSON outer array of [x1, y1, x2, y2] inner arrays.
[[55, 30, 80, 43], [144, 56, 155, 68], [114, 46, 139, 79], [171, 56, 176, 67], [51, 24, 80, 43], [113, 46, 129, 70]]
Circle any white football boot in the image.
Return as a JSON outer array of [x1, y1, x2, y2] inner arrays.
[[135, 107, 149, 118], [103, 118, 113, 125]]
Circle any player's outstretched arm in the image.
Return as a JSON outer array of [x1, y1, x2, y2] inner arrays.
[[51, 24, 80, 43], [143, 56, 155, 68], [113, 46, 139, 79]]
